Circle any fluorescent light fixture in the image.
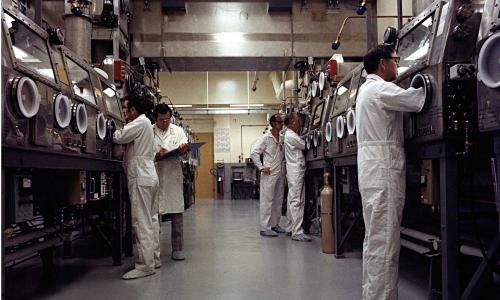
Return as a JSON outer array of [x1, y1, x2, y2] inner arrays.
[[103, 87, 116, 97], [337, 86, 348, 96], [12, 46, 41, 63], [229, 104, 264, 107], [213, 32, 245, 43], [173, 104, 193, 108]]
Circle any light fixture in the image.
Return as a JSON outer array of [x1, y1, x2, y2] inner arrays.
[[331, 53, 344, 63], [356, 1, 367, 15], [229, 104, 264, 107], [103, 55, 114, 65], [173, 104, 193, 108]]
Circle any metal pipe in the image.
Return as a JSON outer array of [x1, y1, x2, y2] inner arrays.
[[397, 0, 403, 30], [401, 238, 431, 255], [460, 244, 483, 258], [365, 0, 377, 50], [34, 0, 42, 26], [401, 226, 439, 243], [333, 15, 412, 49]]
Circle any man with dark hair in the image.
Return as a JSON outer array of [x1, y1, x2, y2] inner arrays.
[[356, 44, 427, 299], [283, 112, 311, 242], [152, 103, 189, 261], [251, 113, 286, 237], [114, 96, 159, 280]]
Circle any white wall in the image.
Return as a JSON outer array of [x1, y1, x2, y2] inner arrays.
[[213, 114, 268, 163]]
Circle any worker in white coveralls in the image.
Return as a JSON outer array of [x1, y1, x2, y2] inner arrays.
[[152, 103, 189, 261], [251, 113, 287, 237], [356, 44, 426, 299], [113, 97, 159, 280], [283, 112, 312, 242]]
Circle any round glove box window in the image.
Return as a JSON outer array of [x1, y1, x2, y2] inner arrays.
[[11, 76, 41, 118], [53, 94, 72, 129], [336, 116, 346, 139], [311, 81, 318, 98], [96, 112, 107, 140], [346, 109, 356, 135], [107, 119, 116, 141], [325, 122, 333, 142], [478, 32, 500, 89], [410, 73, 432, 112], [313, 130, 321, 147], [72, 104, 88, 134], [318, 72, 326, 91]]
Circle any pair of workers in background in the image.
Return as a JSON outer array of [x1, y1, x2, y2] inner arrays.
[[251, 112, 311, 242]]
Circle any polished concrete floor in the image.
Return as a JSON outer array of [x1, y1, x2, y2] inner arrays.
[[4, 199, 428, 300]]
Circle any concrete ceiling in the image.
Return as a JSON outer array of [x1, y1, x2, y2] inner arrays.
[[130, 0, 369, 71]]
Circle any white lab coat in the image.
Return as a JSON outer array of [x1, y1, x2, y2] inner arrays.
[[356, 74, 425, 300], [113, 114, 160, 272], [284, 128, 306, 236], [251, 131, 285, 231], [153, 123, 188, 214]]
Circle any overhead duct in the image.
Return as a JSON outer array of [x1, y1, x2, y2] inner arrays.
[[269, 71, 294, 101]]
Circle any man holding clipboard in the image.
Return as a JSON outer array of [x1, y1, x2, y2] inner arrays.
[[153, 103, 189, 262]]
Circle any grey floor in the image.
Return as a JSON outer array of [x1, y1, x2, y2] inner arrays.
[[4, 199, 428, 300]]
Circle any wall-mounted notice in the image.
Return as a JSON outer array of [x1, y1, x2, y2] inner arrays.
[[215, 128, 230, 153]]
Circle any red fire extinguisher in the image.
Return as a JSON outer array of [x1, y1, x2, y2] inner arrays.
[[218, 176, 224, 197]]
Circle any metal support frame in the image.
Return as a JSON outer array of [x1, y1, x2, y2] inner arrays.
[[366, 0, 377, 50], [397, 0, 403, 30], [2, 146, 128, 266], [34, 0, 42, 26], [461, 238, 500, 300], [440, 154, 460, 300], [494, 133, 500, 234], [332, 162, 362, 258]]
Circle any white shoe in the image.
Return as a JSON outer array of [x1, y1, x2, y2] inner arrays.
[[155, 263, 162, 269], [260, 229, 278, 237], [291, 233, 312, 242], [122, 269, 155, 280]]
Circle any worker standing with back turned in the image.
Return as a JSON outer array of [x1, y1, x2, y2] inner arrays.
[[283, 112, 311, 242], [356, 44, 426, 299], [114, 97, 159, 280]]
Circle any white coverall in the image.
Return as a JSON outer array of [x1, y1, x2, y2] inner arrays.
[[250, 131, 285, 231], [284, 128, 307, 236], [356, 74, 425, 300], [153, 123, 188, 214], [113, 114, 160, 272]]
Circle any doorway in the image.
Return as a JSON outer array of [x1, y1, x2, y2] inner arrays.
[[194, 133, 214, 200]]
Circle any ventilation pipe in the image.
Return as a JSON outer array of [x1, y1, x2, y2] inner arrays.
[[63, 1, 94, 62], [268, 71, 294, 101]]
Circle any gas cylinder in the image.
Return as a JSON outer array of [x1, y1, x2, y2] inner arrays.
[[320, 172, 335, 254]]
